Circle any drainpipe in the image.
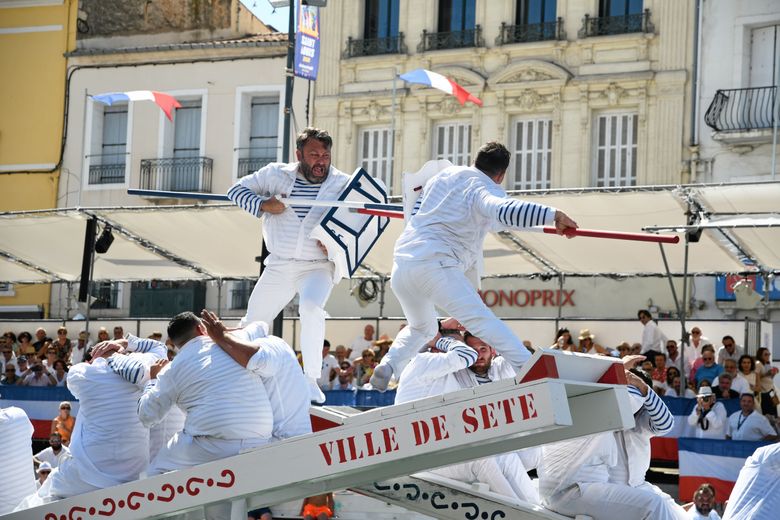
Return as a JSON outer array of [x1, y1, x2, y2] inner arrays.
[[689, 0, 702, 183]]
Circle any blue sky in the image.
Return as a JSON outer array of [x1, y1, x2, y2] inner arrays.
[[240, 0, 292, 33]]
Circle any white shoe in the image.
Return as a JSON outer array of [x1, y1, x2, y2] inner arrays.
[[369, 364, 393, 392], [308, 377, 326, 404]]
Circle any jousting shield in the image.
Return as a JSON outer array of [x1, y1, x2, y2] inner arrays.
[[311, 168, 390, 280]]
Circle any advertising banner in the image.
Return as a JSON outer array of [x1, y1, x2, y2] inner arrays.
[[294, 2, 320, 80]]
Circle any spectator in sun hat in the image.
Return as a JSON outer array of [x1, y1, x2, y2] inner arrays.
[[687, 386, 727, 439]]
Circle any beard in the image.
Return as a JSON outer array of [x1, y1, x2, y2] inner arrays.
[[299, 160, 329, 184]]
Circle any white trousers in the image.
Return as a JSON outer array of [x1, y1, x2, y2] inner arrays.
[[382, 260, 530, 375], [241, 260, 334, 379], [148, 432, 268, 520], [545, 481, 688, 520], [432, 454, 538, 503]]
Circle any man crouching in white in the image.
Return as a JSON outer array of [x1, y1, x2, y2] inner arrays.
[[138, 311, 274, 520], [16, 333, 166, 509], [395, 322, 537, 503], [538, 360, 688, 520]]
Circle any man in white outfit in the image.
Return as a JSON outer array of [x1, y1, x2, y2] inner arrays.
[[0, 405, 36, 514], [227, 128, 349, 402], [638, 309, 667, 361], [687, 386, 728, 439], [722, 442, 780, 520], [371, 141, 577, 390], [538, 373, 688, 519], [18, 334, 166, 508], [726, 393, 778, 441], [200, 310, 311, 440], [608, 363, 687, 517], [395, 330, 537, 503], [138, 312, 274, 520]]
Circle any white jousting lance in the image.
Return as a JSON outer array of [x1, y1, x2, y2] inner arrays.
[[127, 188, 680, 244]]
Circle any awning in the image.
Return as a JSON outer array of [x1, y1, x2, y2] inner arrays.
[[1, 182, 778, 284]]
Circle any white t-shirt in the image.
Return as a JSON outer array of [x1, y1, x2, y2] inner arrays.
[[34, 446, 71, 468], [349, 336, 373, 361], [317, 353, 340, 389], [727, 410, 777, 441], [688, 510, 720, 520]]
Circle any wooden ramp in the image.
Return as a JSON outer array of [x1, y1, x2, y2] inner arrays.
[[3, 350, 630, 520]]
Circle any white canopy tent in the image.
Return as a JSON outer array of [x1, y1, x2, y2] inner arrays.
[[1, 182, 779, 285]]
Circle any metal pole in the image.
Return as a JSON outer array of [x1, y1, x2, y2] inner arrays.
[[658, 240, 689, 390], [391, 67, 397, 193], [216, 279, 223, 317], [555, 274, 563, 333], [771, 32, 779, 180]]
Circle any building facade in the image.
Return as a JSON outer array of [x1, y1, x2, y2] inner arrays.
[[0, 0, 79, 318], [47, 0, 308, 319]]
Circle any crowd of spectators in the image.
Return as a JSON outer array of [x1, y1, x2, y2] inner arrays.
[[1, 326, 168, 389], [550, 312, 780, 443]]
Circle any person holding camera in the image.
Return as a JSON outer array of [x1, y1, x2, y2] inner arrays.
[[687, 386, 728, 439], [20, 362, 55, 387]]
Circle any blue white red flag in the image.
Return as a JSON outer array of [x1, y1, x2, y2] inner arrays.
[[399, 69, 483, 107], [92, 91, 182, 121]]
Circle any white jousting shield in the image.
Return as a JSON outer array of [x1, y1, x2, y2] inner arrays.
[[311, 168, 390, 280]]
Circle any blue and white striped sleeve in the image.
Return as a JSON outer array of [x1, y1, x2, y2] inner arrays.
[[126, 334, 167, 359], [478, 191, 556, 231], [435, 337, 479, 368], [107, 354, 146, 386], [227, 166, 275, 218], [636, 386, 674, 435]]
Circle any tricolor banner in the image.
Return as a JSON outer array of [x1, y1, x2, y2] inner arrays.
[[92, 90, 182, 121], [0, 386, 79, 439], [399, 69, 483, 106], [678, 438, 770, 502], [650, 396, 742, 461]]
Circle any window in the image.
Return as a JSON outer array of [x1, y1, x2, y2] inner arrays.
[[90, 282, 122, 309], [510, 118, 552, 190], [438, 0, 476, 32], [168, 99, 203, 191], [239, 96, 279, 178], [0, 283, 13, 296], [433, 122, 471, 165], [599, 0, 643, 17], [593, 113, 637, 187], [229, 281, 253, 310], [87, 103, 129, 186], [359, 127, 394, 192], [516, 0, 557, 25], [364, 0, 399, 39], [750, 24, 780, 87]]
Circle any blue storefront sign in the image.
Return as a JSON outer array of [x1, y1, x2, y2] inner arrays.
[[715, 274, 780, 301], [294, 2, 320, 80]]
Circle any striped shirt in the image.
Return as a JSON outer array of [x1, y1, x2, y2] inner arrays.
[[289, 176, 322, 220], [0, 407, 36, 515], [395, 166, 556, 274], [609, 386, 674, 487], [395, 337, 479, 404], [138, 335, 273, 441]]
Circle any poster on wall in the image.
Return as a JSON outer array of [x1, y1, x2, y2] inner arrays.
[[294, 2, 320, 80]]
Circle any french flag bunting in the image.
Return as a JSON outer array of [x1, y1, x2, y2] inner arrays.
[[678, 437, 770, 502], [92, 90, 182, 121], [399, 69, 483, 107]]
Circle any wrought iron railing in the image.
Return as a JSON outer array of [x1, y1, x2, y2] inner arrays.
[[140, 156, 213, 193], [418, 25, 483, 52], [496, 18, 565, 45], [230, 286, 252, 309], [579, 9, 654, 38], [238, 156, 275, 178], [88, 154, 126, 184], [704, 86, 777, 132], [90, 283, 120, 309], [345, 33, 406, 58]]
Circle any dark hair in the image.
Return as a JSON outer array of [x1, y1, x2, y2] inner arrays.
[[555, 328, 573, 346], [666, 366, 681, 385], [323, 339, 331, 348], [738, 354, 755, 372], [167, 312, 201, 346], [637, 309, 651, 320], [722, 335, 734, 343], [53, 360, 66, 371], [296, 127, 332, 151], [18, 331, 32, 342], [629, 367, 653, 388], [756, 347, 770, 362], [474, 141, 510, 178], [3, 331, 17, 343]]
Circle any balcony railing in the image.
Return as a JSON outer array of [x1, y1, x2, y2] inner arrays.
[[88, 154, 126, 185], [418, 25, 483, 52], [345, 33, 406, 58], [704, 86, 777, 132], [140, 156, 213, 193], [496, 18, 565, 45], [238, 156, 276, 178], [579, 9, 654, 38]]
